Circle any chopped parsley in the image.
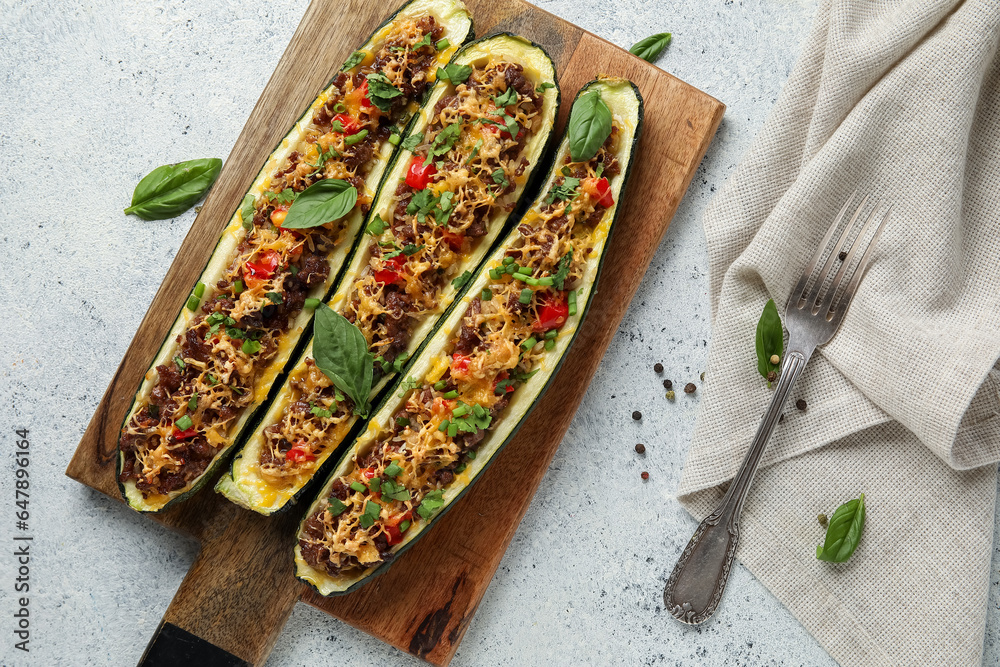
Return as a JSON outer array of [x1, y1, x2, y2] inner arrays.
[[451, 270, 473, 290], [429, 123, 462, 158], [465, 138, 483, 164], [411, 32, 433, 51], [310, 404, 332, 419], [492, 168, 509, 189], [265, 291, 282, 304], [384, 462, 402, 477], [366, 215, 388, 235], [358, 499, 382, 528], [436, 63, 472, 85], [342, 50, 365, 70], [416, 490, 445, 519], [380, 478, 411, 502], [365, 72, 402, 112], [265, 189, 296, 206], [545, 177, 581, 205], [536, 81, 555, 94], [552, 251, 573, 290], [401, 133, 422, 152], [494, 87, 518, 107], [327, 498, 347, 517]]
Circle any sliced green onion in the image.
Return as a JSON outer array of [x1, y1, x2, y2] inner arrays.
[[502, 256, 515, 266], [345, 129, 369, 146], [241, 339, 261, 355], [443, 390, 459, 399], [333, 102, 346, 113], [568, 290, 578, 316], [545, 329, 558, 339], [505, 263, 518, 274], [524, 276, 540, 286], [233, 279, 244, 296], [193, 282, 206, 298], [188, 393, 198, 411], [388, 133, 401, 146], [206, 374, 217, 385], [466, 450, 477, 460], [185, 295, 200, 311], [433, 380, 447, 391], [537, 276, 554, 286], [545, 339, 555, 351], [384, 462, 402, 477], [516, 266, 532, 277], [350, 481, 367, 493], [173, 356, 185, 371], [481, 288, 492, 301], [454, 463, 467, 474], [489, 268, 501, 280], [521, 337, 537, 350], [438, 419, 450, 433], [561, 166, 572, 176], [396, 416, 410, 427], [435, 38, 450, 50], [304, 297, 320, 309], [447, 423, 458, 438], [369, 478, 381, 494], [452, 404, 469, 417], [174, 415, 193, 431], [519, 288, 533, 304]]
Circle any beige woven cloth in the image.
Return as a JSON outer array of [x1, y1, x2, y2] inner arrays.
[[676, 0, 1000, 665]]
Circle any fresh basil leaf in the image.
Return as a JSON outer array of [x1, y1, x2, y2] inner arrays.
[[366, 215, 388, 235], [365, 72, 403, 112], [239, 193, 255, 231], [281, 178, 357, 229], [327, 498, 347, 516], [494, 87, 517, 107], [502, 114, 518, 138], [816, 493, 866, 563], [629, 32, 672, 63], [312, 303, 374, 417], [342, 50, 365, 71], [401, 133, 423, 152], [568, 90, 613, 162], [755, 298, 784, 386], [436, 63, 472, 85], [124, 158, 222, 220]]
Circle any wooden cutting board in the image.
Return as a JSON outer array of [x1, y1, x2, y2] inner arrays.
[[65, 0, 724, 664]]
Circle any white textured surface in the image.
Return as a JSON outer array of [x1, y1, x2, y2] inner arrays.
[[0, 0, 996, 665]]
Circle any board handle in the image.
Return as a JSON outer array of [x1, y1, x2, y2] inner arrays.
[[136, 495, 306, 667], [139, 622, 250, 667]]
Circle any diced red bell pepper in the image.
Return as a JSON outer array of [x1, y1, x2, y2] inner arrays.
[[286, 442, 316, 464], [450, 353, 470, 379], [361, 467, 376, 480], [584, 177, 614, 208], [358, 79, 373, 109], [173, 427, 198, 441], [373, 253, 406, 285], [244, 249, 280, 289], [441, 230, 464, 251], [333, 112, 362, 135], [492, 371, 515, 393], [384, 510, 412, 545], [406, 155, 437, 190], [532, 291, 569, 333]]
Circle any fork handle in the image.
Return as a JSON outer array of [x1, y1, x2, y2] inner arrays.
[[664, 349, 811, 624]]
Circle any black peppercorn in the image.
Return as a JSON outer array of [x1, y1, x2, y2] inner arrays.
[[635, 443, 645, 454], [663, 379, 672, 389], [653, 362, 664, 373], [631, 410, 642, 420], [684, 383, 696, 394], [838, 250, 847, 261], [796, 399, 807, 411]]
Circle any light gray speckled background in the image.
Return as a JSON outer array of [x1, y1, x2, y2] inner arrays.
[[2, 0, 998, 665]]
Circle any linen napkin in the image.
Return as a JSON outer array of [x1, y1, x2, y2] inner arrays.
[[676, 1, 1000, 665]]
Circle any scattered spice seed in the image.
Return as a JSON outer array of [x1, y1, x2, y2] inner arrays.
[[684, 383, 696, 394], [653, 362, 664, 373], [632, 410, 642, 420], [635, 443, 646, 454], [767, 371, 777, 383], [641, 471, 649, 480], [769, 354, 780, 365], [700, 372, 705, 381], [838, 250, 847, 261], [663, 379, 673, 389], [665, 390, 675, 400], [796, 398, 807, 411], [818, 513, 829, 528]]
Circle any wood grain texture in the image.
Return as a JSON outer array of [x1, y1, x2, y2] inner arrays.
[[66, 0, 723, 665]]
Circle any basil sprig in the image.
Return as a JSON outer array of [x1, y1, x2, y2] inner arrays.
[[568, 90, 612, 162], [755, 298, 783, 387], [816, 493, 866, 563], [312, 304, 373, 417], [281, 179, 357, 229], [365, 73, 403, 112], [436, 63, 472, 85], [629, 32, 672, 63], [124, 158, 222, 220]]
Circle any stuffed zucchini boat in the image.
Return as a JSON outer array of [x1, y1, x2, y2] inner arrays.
[[116, 0, 474, 513], [294, 77, 644, 594], [216, 33, 562, 515]]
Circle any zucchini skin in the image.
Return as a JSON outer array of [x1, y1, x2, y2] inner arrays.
[[217, 31, 562, 516], [294, 77, 644, 596], [116, 0, 474, 514]]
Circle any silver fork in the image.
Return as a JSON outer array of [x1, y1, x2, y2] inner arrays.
[[663, 192, 891, 625]]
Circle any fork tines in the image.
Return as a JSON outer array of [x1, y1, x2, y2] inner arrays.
[[789, 192, 891, 324]]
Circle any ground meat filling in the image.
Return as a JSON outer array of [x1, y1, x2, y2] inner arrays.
[[297, 126, 619, 580], [265, 60, 548, 484], [119, 17, 447, 499]]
